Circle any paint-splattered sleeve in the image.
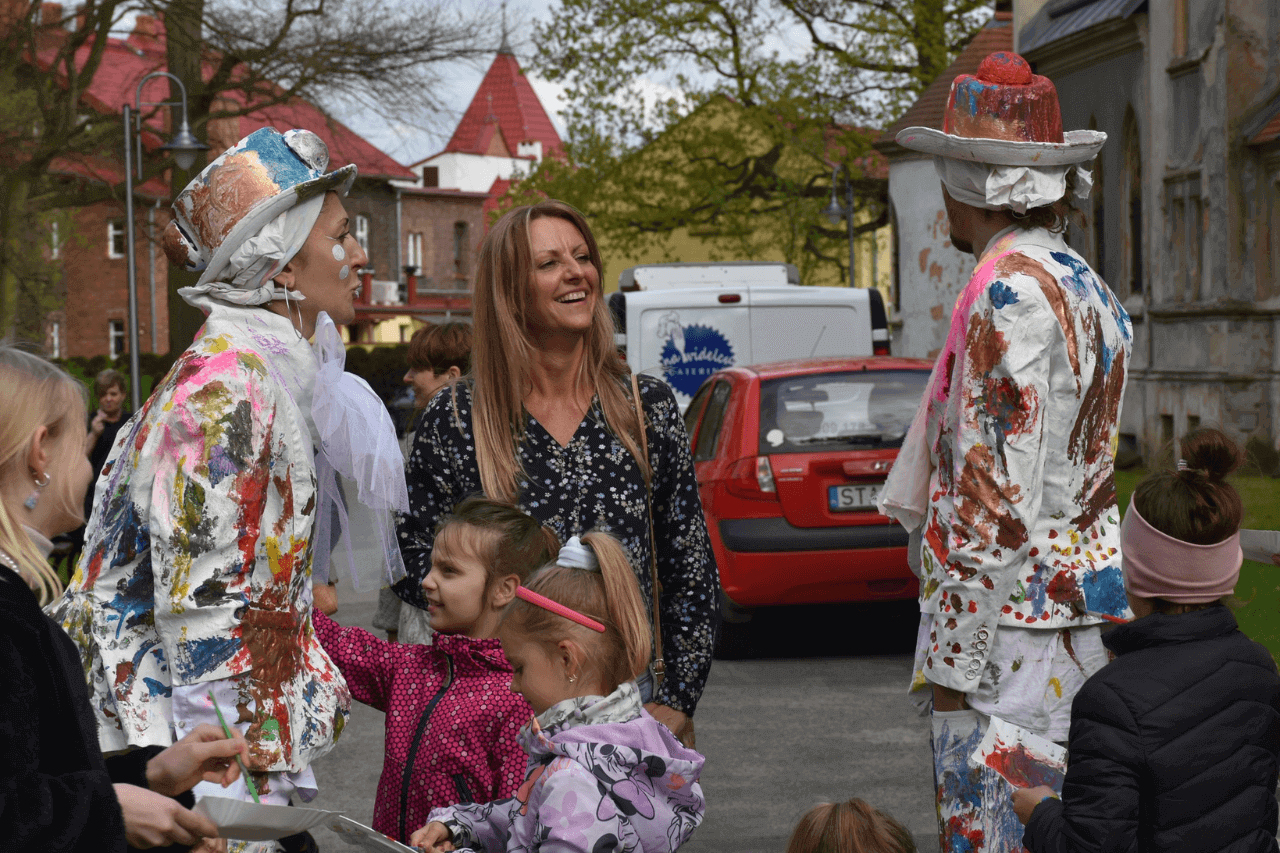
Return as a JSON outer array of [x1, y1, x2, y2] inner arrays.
[[927, 276, 1053, 693], [146, 363, 276, 690], [1023, 678, 1141, 852]]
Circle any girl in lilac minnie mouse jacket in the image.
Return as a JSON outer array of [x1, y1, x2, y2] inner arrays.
[[412, 532, 706, 853], [313, 498, 556, 843]]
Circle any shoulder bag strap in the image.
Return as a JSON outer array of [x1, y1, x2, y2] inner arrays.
[[630, 372, 665, 686]]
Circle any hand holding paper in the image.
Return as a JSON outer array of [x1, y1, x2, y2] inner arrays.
[[971, 717, 1067, 792]]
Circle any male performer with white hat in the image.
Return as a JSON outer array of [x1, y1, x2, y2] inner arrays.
[[878, 51, 1133, 852]]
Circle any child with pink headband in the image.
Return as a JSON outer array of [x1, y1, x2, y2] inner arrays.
[[411, 531, 706, 852], [1013, 428, 1280, 852]]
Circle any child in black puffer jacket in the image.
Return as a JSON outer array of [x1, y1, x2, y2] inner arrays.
[[1015, 428, 1280, 853]]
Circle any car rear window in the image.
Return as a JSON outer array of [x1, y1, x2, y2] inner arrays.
[[758, 369, 929, 452]]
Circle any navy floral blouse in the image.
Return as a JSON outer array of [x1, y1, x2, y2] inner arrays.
[[394, 376, 718, 715]]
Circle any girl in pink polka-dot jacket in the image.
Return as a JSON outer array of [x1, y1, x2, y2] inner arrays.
[[314, 497, 555, 842]]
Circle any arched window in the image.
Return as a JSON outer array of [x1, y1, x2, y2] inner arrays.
[[1122, 108, 1143, 298]]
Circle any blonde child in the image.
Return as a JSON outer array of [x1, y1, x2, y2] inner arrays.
[[313, 497, 555, 843], [0, 346, 246, 851], [411, 531, 707, 853], [786, 798, 916, 853], [1014, 428, 1280, 851]]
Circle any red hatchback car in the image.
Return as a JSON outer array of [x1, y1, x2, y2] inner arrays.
[[682, 357, 932, 630]]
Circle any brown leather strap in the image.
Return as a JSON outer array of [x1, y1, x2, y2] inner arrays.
[[630, 372, 665, 685]]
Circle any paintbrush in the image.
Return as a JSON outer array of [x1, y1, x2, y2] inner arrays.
[[207, 690, 260, 804], [1084, 611, 1131, 625]]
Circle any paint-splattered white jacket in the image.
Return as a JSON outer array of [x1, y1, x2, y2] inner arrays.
[[56, 304, 350, 773], [919, 227, 1132, 693]]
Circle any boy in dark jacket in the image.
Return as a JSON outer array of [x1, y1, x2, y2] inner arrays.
[[1014, 428, 1280, 853]]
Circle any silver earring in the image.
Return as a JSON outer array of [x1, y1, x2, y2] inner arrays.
[[282, 286, 304, 340], [568, 674, 577, 684], [24, 471, 49, 510]]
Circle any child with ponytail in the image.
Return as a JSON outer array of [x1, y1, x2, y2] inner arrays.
[[313, 497, 557, 843], [410, 530, 706, 853], [1014, 428, 1280, 852]]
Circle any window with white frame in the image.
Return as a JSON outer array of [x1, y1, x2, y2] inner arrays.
[[109, 320, 126, 360], [47, 320, 61, 359], [406, 232, 423, 270], [108, 219, 126, 259], [354, 215, 370, 254], [51, 220, 60, 260]]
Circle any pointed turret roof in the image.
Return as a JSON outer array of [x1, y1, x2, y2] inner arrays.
[[443, 48, 562, 159]]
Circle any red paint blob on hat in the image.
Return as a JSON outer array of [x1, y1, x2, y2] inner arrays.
[[976, 52, 1032, 85]]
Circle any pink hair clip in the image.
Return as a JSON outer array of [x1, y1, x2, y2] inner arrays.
[[514, 587, 606, 633]]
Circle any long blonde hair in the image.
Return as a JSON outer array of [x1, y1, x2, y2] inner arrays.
[[502, 530, 651, 692], [471, 201, 649, 503], [0, 346, 87, 605]]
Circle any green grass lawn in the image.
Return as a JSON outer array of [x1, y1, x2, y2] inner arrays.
[[1116, 469, 1280, 658]]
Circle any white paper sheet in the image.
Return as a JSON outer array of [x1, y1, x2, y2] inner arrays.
[[193, 796, 338, 841], [969, 716, 1067, 791], [1240, 529, 1280, 565], [325, 815, 420, 851]]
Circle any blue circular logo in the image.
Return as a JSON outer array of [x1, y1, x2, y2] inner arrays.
[[660, 323, 735, 397]]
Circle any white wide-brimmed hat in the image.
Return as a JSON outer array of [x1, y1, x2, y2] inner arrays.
[[896, 51, 1104, 167]]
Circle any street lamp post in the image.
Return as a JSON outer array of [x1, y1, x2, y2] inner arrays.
[[822, 165, 857, 288], [122, 73, 207, 410]]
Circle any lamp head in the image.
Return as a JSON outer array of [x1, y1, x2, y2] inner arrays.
[[822, 192, 845, 226], [163, 120, 209, 171]]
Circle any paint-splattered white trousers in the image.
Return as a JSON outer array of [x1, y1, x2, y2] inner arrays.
[[915, 617, 1109, 853]]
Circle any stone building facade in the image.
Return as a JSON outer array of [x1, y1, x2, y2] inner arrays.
[[1017, 0, 1280, 464]]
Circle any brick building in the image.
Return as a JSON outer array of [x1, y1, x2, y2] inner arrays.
[[28, 9, 416, 358]]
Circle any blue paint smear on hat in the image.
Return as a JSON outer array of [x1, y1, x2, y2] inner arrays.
[[241, 128, 315, 188]]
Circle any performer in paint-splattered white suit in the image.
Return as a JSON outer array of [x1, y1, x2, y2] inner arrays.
[[881, 51, 1132, 853]]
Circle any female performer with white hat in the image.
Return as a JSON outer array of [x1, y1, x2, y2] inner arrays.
[[878, 51, 1133, 852], [56, 127, 408, 852]]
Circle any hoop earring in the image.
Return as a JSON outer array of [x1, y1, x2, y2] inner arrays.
[[282, 286, 304, 340], [24, 471, 50, 511]]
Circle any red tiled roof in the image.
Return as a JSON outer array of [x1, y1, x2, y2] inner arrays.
[[482, 177, 513, 221], [443, 50, 561, 159], [32, 17, 413, 184], [875, 11, 1012, 155]]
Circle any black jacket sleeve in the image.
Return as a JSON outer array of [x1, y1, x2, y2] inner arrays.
[[1024, 677, 1142, 853], [0, 612, 125, 852]]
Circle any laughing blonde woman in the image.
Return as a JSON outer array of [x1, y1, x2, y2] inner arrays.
[[394, 201, 717, 741]]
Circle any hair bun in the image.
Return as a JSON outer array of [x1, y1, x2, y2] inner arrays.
[[1179, 427, 1242, 482]]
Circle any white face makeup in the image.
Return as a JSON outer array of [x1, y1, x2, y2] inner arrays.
[[332, 243, 346, 261], [339, 265, 350, 280]]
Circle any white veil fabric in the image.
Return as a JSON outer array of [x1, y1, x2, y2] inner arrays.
[[310, 312, 409, 591]]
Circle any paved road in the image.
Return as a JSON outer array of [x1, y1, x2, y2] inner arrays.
[[307, 587, 938, 851]]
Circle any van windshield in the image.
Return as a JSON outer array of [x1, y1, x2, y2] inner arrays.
[[758, 369, 929, 452]]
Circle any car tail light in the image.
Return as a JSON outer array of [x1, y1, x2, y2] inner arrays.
[[725, 456, 778, 500], [873, 341, 891, 356]]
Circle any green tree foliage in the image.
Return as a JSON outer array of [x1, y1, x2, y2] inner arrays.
[[514, 0, 990, 281]]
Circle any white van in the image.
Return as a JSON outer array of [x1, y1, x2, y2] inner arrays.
[[609, 263, 891, 411]]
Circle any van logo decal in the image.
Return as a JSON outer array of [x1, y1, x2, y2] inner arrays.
[[658, 314, 735, 396]]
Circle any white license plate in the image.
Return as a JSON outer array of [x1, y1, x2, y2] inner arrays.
[[828, 483, 881, 511]]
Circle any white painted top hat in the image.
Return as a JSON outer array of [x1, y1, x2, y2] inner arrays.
[[896, 51, 1104, 167]]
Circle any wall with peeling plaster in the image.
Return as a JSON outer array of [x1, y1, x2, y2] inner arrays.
[[886, 158, 974, 360], [1018, 0, 1280, 465]]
